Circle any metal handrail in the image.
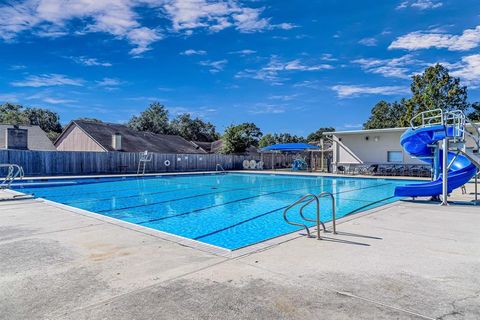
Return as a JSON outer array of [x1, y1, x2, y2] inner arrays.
[[410, 108, 443, 129], [298, 191, 337, 234], [319, 191, 337, 234], [0, 164, 24, 189], [283, 194, 320, 239], [215, 164, 226, 172]]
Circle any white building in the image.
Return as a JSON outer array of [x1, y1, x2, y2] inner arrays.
[[324, 126, 479, 172]]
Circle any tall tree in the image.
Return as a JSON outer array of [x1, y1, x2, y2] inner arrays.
[[170, 113, 219, 142], [363, 64, 479, 129], [468, 102, 480, 122], [24, 107, 62, 134], [306, 127, 335, 142], [0, 103, 63, 141], [363, 101, 398, 129], [128, 102, 171, 134], [410, 64, 469, 114], [222, 123, 262, 154], [258, 133, 306, 148], [0, 103, 29, 125]]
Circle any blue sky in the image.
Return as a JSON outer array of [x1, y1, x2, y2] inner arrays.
[[1, 0, 480, 136]]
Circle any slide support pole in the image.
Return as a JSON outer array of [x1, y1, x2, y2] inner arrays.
[[441, 138, 449, 206]]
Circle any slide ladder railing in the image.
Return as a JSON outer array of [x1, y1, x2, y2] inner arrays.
[[0, 164, 24, 189], [283, 192, 337, 240]]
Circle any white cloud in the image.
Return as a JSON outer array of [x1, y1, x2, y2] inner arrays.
[[320, 54, 337, 61], [331, 85, 409, 98], [236, 56, 333, 85], [248, 103, 286, 114], [96, 77, 123, 87], [343, 123, 362, 129], [9, 65, 27, 70], [449, 54, 480, 88], [181, 49, 207, 56], [0, 0, 162, 56], [42, 97, 76, 104], [268, 94, 300, 101], [11, 74, 84, 87], [69, 56, 112, 67], [284, 59, 333, 71], [389, 26, 480, 51], [396, 0, 443, 10], [199, 59, 228, 73], [0, 93, 19, 102], [229, 49, 257, 55], [358, 37, 378, 46], [0, 0, 284, 56], [352, 54, 420, 79]]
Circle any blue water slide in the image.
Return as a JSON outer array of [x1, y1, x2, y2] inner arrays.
[[394, 125, 477, 197]]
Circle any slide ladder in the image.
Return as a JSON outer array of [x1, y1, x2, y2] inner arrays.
[[395, 109, 479, 204]]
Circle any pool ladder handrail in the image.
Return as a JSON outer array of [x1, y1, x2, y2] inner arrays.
[[283, 192, 337, 240], [215, 163, 226, 173], [0, 164, 24, 189]]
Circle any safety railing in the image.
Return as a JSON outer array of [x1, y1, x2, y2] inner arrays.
[[215, 163, 226, 172], [283, 192, 337, 240], [0, 164, 24, 189], [410, 108, 443, 129], [283, 194, 320, 239]]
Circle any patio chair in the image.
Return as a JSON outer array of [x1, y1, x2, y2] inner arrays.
[[243, 160, 250, 170], [337, 165, 345, 174], [366, 164, 378, 175], [256, 161, 264, 170]]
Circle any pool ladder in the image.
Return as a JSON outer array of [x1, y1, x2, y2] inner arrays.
[[0, 164, 24, 189], [283, 192, 336, 240]]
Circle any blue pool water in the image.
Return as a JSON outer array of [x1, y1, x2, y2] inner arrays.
[[16, 173, 411, 250]]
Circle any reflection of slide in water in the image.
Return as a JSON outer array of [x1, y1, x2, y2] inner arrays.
[[395, 125, 477, 197]]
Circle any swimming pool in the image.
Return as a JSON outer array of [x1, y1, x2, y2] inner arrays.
[[16, 173, 411, 250]]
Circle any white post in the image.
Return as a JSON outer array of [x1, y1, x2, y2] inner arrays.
[[441, 138, 449, 205]]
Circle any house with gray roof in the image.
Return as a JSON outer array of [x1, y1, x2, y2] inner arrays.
[[55, 120, 206, 154], [0, 124, 56, 151]]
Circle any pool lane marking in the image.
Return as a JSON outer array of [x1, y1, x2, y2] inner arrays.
[[96, 180, 333, 214], [134, 182, 392, 226], [193, 183, 395, 241], [37, 175, 288, 200], [343, 195, 397, 216], [30, 176, 233, 198], [63, 176, 307, 205]]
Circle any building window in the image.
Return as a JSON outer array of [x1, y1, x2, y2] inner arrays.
[[387, 151, 403, 163]]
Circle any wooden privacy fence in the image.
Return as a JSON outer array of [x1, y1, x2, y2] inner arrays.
[[0, 150, 260, 176]]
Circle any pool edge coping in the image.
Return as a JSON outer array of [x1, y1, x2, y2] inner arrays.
[[14, 193, 401, 259]]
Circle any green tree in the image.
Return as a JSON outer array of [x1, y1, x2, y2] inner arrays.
[[306, 127, 335, 142], [222, 123, 262, 154], [258, 133, 306, 148], [410, 64, 469, 114], [24, 107, 62, 134], [128, 102, 171, 134], [77, 118, 103, 123], [363, 64, 479, 129], [0, 103, 63, 141], [170, 113, 219, 142], [0, 103, 29, 125], [363, 101, 399, 129], [468, 102, 480, 121]]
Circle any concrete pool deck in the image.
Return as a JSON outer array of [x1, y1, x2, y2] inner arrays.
[[0, 180, 479, 319]]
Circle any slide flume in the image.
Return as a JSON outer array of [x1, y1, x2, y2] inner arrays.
[[394, 125, 477, 197]]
